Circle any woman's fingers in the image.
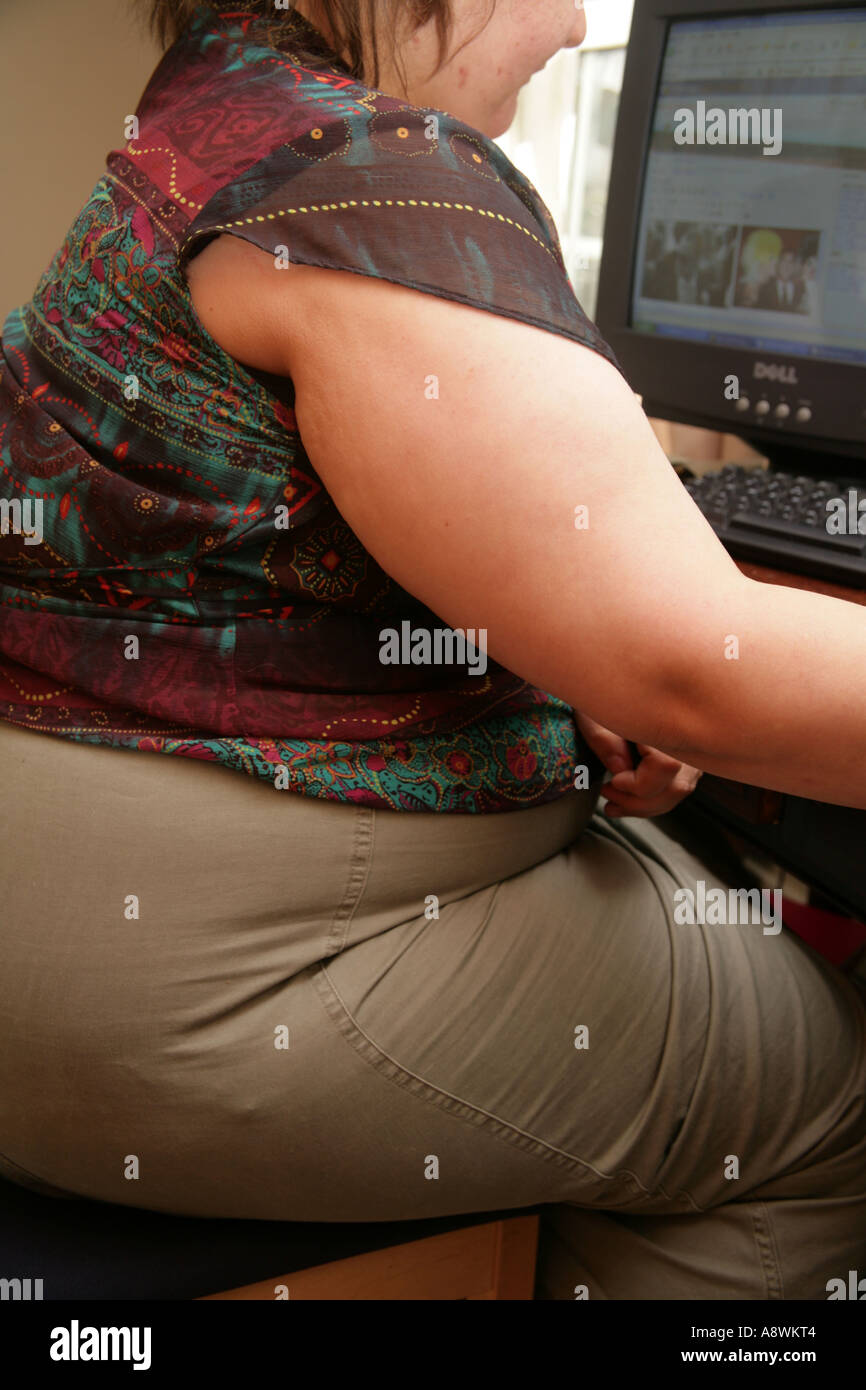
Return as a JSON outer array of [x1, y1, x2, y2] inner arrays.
[[574, 712, 704, 818], [604, 757, 703, 817], [608, 747, 683, 798], [574, 711, 634, 775]]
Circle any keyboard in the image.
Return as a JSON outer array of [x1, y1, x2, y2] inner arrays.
[[682, 464, 866, 588]]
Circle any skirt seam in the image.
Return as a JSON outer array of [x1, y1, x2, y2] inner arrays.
[[324, 806, 376, 957], [0, 1147, 80, 1200], [750, 1201, 786, 1298], [311, 957, 675, 1204]]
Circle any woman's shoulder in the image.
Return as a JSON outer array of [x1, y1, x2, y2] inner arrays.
[[126, 7, 564, 276]]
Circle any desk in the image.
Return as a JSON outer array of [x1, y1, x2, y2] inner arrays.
[[735, 559, 866, 608], [681, 559, 866, 923]]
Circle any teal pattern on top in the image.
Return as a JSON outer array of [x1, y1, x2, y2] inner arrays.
[[0, 4, 616, 811]]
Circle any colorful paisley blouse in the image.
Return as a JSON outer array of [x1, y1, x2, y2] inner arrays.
[[0, 3, 619, 812]]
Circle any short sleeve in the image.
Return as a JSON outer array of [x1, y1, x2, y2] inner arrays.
[[178, 100, 621, 371]]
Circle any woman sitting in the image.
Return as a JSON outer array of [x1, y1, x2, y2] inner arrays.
[[0, 0, 863, 1299]]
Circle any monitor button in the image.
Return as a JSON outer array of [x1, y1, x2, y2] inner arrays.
[[795, 406, 812, 424], [774, 403, 791, 420], [755, 400, 771, 416], [735, 396, 750, 412]]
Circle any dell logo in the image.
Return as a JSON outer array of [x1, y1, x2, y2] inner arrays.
[[753, 362, 798, 384]]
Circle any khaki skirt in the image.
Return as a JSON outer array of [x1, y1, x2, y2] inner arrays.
[[1, 720, 864, 1299]]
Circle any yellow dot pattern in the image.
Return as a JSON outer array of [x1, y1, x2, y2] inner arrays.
[[126, 145, 205, 211], [320, 696, 425, 739], [181, 198, 555, 261]]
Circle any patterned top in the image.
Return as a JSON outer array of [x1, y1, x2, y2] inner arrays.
[[0, 3, 618, 812]]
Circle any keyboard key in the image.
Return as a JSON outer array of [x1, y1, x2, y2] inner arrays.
[[729, 510, 866, 554]]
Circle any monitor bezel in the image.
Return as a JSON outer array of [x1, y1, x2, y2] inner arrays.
[[595, 0, 866, 467]]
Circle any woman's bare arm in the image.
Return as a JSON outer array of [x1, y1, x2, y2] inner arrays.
[[186, 235, 866, 807]]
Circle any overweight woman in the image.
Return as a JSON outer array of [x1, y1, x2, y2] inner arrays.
[[0, 0, 864, 1301]]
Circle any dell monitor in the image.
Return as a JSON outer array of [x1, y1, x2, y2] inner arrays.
[[596, 0, 866, 477]]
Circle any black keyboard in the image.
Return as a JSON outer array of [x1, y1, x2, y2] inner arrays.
[[682, 464, 866, 588]]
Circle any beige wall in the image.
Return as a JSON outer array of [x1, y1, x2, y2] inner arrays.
[[0, 0, 161, 321]]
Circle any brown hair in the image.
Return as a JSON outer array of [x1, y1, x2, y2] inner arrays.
[[135, 2, 492, 90]]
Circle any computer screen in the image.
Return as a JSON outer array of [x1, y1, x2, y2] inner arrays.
[[596, 0, 866, 462], [632, 8, 866, 367]]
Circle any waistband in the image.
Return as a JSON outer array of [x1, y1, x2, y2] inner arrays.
[[1, 721, 603, 912]]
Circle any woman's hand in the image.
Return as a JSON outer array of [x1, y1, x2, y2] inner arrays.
[[575, 711, 703, 819]]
